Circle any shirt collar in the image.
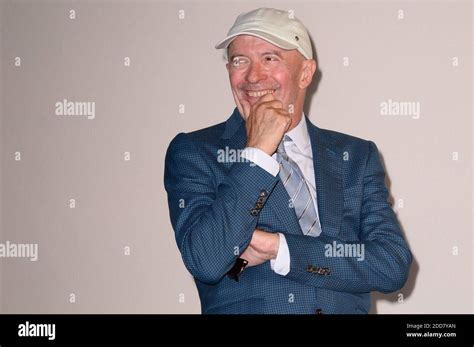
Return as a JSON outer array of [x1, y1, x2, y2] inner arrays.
[[285, 113, 311, 153]]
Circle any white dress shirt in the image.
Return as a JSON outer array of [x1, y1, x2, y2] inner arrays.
[[240, 115, 321, 275]]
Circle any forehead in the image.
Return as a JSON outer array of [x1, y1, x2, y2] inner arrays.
[[228, 35, 288, 55]]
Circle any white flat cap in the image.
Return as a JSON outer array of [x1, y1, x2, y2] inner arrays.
[[215, 7, 313, 59]]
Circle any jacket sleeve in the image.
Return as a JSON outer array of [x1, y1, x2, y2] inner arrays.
[[282, 141, 412, 294], [164, 133, 279, 284]]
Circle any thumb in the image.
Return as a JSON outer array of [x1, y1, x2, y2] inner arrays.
[[260, 92, 275, 102]]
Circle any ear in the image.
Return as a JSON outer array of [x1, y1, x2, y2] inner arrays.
[[299, 59, 317, 89]]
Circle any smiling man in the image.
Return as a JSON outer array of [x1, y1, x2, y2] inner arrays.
[[164, 8, 412, 314]]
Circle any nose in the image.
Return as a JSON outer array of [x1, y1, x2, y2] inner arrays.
[[245, 61, 267, 83]]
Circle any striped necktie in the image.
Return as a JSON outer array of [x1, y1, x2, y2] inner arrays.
[[276, 135, 322, 237]]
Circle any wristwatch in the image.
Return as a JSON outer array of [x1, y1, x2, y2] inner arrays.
[[227, 258, 249, 282]]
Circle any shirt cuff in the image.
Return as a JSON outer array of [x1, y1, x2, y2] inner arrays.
[[240, 147, 279, 177], [270, 233, 290, 275]]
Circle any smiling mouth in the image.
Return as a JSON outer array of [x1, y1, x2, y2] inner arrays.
[[244, 89, 276, 98]]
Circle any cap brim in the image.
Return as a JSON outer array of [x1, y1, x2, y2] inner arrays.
[[215, 29, 299, 52]]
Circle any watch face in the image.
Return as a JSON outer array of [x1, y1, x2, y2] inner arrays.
[[238, 258, 249, 270], [227, 258, 249, 281]]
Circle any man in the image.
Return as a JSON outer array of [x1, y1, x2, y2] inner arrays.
[[164, 8, 412, 314]]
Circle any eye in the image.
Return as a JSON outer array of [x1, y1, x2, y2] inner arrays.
[[231, 57, 249, 68], [264, 55, 279, 63]]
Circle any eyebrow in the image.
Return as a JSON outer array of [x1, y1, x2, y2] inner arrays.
[[262, 50, 283, 58], [229, 50, 284, 62]]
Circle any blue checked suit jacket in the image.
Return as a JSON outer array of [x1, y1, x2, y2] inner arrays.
[[164, 108, 412, 314]]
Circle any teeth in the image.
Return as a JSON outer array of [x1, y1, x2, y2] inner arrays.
[[246, 89, 275, 97]]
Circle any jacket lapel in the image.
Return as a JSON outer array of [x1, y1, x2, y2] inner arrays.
[[221, 108, 247, 148], [307, 118, 343, 237]]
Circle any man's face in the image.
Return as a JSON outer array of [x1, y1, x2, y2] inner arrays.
[[226, 35, 310, 120]]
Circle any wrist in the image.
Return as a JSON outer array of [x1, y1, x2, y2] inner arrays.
[[246, 142, 275, 156], [270, 233, 280, 259]]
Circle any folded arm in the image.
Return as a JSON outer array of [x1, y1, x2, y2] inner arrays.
[[164, 133, 279, 284], [281, 141, 412, 293]]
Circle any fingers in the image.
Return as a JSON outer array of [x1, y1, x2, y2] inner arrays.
[[240, 244, 266, 267], [241, 92, 287, 121], [263, 101, 285, 111], [259, 92, 275, 102], [252, 93, 277, 111], [253, 100, 285, 117]]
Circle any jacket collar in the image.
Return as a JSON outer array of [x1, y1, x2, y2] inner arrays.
[[221, 108, 245, 140]]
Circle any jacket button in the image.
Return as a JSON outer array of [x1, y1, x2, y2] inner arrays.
[[315, 309, 323, 315], [259, 190, 268, 197], [319, 267, 330, 276], [250, 208, 259, 216]]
